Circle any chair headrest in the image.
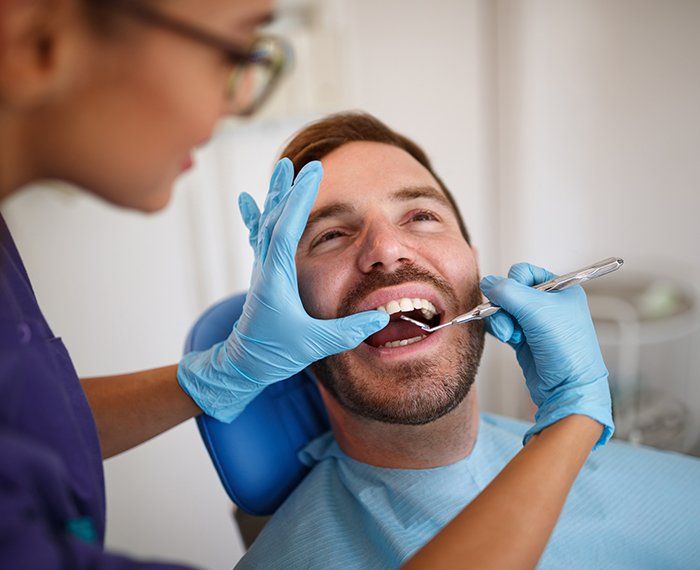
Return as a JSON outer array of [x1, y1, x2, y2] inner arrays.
[[185, 293, 329, 515]]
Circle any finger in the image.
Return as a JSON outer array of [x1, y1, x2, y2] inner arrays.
[[238, 192, 261, 250], [507, 262, 557, 287], [257, 159, 296, 261], [480, 275, 544, 322], [266, 161, 323, 266], [484, 311, 514, 342], [258, 161, 319, 264], [508, 262, 587, 305], [311, 310, 390, 356], [262, 158, 294, 215], [484, 311, 524, 346]]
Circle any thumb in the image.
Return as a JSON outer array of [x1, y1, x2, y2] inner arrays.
[[312, 311, 390, 355], [508, 262, 557, 287]]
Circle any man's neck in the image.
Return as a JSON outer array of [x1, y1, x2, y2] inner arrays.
[[318, 386, 480, 469]]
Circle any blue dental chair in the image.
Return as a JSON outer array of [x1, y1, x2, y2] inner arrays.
[[184, 292, 330, 519]]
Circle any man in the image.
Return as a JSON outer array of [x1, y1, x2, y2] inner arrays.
[[237, 112, 700, 569]]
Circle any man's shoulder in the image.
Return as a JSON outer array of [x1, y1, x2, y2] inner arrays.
[[238, 414, 530, 569], [236, 449, 360, 569], [239, 414, 700, 569]]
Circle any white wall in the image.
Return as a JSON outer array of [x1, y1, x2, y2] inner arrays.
[[2, 1, 699, 568], [497, 0, 700, 267], [495, 0, 700, 419]]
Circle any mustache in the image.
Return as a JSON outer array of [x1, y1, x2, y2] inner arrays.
[[337, 263, 460, 317]]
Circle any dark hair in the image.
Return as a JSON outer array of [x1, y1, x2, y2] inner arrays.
[[279, 112, 471, 244]]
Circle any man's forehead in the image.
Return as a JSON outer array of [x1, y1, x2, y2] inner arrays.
[[313, 142, 443, 206]]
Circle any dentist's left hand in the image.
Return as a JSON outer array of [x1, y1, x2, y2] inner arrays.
[[178, 159, 389, 422]]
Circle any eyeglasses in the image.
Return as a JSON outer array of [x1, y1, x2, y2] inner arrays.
[[106, 1, 292, 117]]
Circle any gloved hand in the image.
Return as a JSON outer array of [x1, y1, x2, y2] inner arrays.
[[178, 159, 389, 422], [480, 263, 614, 449]]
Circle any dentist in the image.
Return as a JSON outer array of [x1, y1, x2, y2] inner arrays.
[[0, 1, 387, 567], [0, 1, 613, 568]]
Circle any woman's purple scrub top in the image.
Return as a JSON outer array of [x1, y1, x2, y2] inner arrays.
[[0, 215, 194, 569]]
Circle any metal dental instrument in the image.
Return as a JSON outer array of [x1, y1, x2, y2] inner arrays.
[[400, 257, 625, 333]]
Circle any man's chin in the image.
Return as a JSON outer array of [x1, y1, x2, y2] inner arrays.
[[312, 320, 485, 426], [330, 377, 471, 426], [355, 384, 469, 426], [312, 353, 475, 425]]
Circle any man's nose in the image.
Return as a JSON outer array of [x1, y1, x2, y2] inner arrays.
[[356, 221, 415, 273]]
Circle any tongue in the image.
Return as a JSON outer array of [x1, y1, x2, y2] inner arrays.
[[365, 319, 426, 348]]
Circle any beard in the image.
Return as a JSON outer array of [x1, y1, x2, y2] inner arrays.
[[310, 263, 485, 425]]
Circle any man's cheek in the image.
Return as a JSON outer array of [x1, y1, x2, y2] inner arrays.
[[296, 269, 333, 318], [445, 256, 480, 308]]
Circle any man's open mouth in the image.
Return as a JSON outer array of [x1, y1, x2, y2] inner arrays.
[[364, 297, 443, 348]]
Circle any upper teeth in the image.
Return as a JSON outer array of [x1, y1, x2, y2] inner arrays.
[[375, 297, 438, 321]]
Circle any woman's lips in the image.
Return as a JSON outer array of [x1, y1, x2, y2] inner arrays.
[[181, 156, 194, 172]]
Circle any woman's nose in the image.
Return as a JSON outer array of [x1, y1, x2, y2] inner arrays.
[[357, 223, 415, 273]]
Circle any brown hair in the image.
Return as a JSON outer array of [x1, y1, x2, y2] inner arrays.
[[279, 112, 471, 244]]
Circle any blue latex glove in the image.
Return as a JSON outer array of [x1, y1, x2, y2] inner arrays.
[[178, 159, 389, 422], [480, 262, 614, 449]]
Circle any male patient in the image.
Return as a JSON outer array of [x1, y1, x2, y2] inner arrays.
[[238, 113, 699, 569]]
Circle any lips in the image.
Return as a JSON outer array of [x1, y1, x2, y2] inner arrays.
[[181, 156, 194, 172]]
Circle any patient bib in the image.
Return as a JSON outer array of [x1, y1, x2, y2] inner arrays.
[[238, 414, 700, 569]]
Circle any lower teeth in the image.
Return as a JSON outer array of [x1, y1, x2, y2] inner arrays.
[[380, 335, 427, 348]]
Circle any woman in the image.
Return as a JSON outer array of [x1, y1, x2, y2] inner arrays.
[[0, 1, 613, 568]]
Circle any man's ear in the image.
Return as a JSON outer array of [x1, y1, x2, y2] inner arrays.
[[0, 0, 81, 108]]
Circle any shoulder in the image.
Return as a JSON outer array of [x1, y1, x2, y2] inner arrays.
[[237, 446, 349, 569]]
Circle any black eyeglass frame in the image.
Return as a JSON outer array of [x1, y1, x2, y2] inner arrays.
[[104, 0, 292, 116]]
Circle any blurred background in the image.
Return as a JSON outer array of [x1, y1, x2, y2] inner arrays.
[[2, 0, 699, 567]]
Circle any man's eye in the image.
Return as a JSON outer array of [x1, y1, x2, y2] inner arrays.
[[409, 210, 439, 222], [313, 230, 345, 247]]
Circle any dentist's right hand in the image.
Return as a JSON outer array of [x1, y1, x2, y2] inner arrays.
[[480, 263, 614, 449], [178, 159, 389, 423]]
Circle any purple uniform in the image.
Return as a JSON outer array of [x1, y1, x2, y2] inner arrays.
[[0, 215, 196, 569]]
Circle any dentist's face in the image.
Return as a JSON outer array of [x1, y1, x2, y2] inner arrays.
[[295, 142, 485, 424], [15, 0, 273, 212]]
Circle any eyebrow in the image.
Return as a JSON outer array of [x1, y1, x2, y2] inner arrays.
[[390, 185, 451, 208], [305, 203, 356, 234], [304, 185, 450, 235]]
